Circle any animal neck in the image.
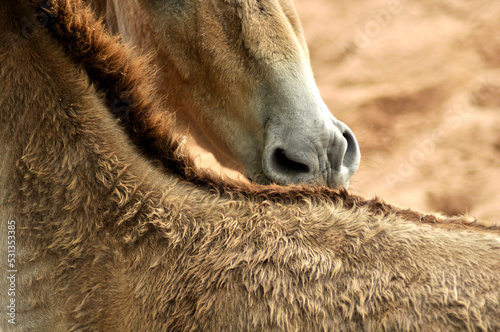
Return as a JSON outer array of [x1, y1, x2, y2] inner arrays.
[[3, 0, 497, 238], [3, 3, 500, 330], [37, 0, 195, 176]]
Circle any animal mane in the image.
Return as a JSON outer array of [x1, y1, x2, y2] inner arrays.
[[33, 0, 499, 233], [2, 2, 500, 331], [34, 0, 189, 173]]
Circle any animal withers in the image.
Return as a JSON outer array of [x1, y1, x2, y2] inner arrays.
[[87, 0, 361, 187]]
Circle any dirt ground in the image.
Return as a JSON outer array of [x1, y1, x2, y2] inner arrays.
[[191, 0, 500, 222]]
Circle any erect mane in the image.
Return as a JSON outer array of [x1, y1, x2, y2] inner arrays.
[[34, 0, 192, 175], [32, 0, 499, 233]]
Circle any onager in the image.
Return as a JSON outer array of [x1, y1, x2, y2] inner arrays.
[[85, 0, 361, 187], [1, 1, 499, 331]]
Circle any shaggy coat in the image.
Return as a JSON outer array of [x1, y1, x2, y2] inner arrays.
[[1, 0, 499, 331]]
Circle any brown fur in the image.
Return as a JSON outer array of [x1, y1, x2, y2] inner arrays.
[[1, 1, 500, 331], [35, 0, 500, 233]]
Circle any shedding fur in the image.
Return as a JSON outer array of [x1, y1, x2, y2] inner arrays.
[[1, 0, 499, 331]]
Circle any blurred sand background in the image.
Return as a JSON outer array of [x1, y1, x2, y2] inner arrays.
[[190, 0, 500, 221]]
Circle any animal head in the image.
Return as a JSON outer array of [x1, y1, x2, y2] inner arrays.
[[91, 0, 361, 187]]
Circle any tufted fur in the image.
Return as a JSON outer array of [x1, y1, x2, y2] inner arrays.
[[1, 0, 499, 331]]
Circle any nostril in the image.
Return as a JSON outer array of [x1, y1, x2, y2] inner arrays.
[[272, 148, 310, 175], [342, 129, 360, 167]]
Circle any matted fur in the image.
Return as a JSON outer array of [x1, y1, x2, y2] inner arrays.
[[1, 0, 499, 331]]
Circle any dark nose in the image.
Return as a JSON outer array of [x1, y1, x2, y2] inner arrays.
[[340, 126, 360, 172], [262, 120, 360, 187]]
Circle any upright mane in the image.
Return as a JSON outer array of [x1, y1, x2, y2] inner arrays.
[[36, 0, 190, 174]]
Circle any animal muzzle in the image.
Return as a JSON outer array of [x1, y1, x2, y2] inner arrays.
[[262, 119, 360, 188]]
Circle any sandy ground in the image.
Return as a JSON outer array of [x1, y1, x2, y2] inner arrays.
[[189, 0, 500, 222]]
